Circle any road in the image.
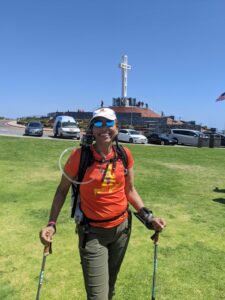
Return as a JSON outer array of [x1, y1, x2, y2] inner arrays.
[[0, 120, 84, 144], [0, 120, 54, 140]]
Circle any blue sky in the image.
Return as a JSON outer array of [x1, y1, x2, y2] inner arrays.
[[1, 0, 225, 130]]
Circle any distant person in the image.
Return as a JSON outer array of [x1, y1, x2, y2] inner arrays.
[[39, 107, 166, 300], [101, 100, 104, 107]]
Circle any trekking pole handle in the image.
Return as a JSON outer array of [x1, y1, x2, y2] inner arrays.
[[44, 243, 52, 256], [151, 231, 159, 244]]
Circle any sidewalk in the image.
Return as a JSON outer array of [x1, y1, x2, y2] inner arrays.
[[7, 120, 25, 128]]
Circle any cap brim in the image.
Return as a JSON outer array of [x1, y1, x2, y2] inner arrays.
[[91, 113, 116, 121]]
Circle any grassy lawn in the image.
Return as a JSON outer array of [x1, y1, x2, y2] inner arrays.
[[0, 136, 225, 300]]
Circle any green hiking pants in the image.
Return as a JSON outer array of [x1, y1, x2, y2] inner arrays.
[[77, 216, 131, 300]]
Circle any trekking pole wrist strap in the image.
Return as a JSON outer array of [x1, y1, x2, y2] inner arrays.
[[134, 207, 154, 230]]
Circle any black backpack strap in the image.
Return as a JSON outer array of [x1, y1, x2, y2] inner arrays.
[[71, 146, 93, 218], [115, 144, 128, 174]]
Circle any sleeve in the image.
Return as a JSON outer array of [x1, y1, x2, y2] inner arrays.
[[64, 148, 81, 178], [123, 147, 134, 169]]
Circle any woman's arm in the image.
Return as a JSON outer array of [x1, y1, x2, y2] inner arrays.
[[48, 175, 72, 222], [40, 175, 71, 245]]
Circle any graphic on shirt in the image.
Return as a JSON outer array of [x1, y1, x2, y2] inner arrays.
[[94, 163, 123, 195]]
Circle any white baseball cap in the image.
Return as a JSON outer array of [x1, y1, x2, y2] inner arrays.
[[91, 107, 117, 121]]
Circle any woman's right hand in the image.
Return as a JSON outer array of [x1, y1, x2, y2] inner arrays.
[[39, 226, 55, 246]]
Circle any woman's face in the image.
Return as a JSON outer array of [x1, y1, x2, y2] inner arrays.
[[92, 117, 118, 144]]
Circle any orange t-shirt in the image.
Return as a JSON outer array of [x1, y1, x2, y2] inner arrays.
[[64, 145, 134, 228]]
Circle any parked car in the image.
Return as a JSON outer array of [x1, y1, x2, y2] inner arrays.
[[147, 133, 177, 145], [53, 115, 80, 139], [170, 129, 208, 146], [24, 122, 43, 137], [118, 129, 147, 144]]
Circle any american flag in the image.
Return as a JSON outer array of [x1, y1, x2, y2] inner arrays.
[[216, 92, 225, 102]]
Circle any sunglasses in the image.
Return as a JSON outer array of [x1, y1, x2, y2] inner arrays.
[[93, 120, 115, 128]]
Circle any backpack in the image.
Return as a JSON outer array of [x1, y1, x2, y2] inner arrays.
[[71, 144, 128, 219]]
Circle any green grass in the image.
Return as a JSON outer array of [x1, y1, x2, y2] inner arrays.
[[0, 136, 225, 299]]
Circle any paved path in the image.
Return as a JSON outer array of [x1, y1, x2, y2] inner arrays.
[[0, 120, 54, 140]]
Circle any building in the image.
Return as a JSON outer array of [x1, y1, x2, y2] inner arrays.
[[47, 100, 201, 134]]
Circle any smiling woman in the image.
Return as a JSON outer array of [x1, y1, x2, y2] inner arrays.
[[39, 107, 166, 300]]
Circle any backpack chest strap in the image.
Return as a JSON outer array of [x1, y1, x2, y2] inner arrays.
[[94, 157, 118, 182]]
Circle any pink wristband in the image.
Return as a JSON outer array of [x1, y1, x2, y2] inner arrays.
[[48, 221, 56, 225]]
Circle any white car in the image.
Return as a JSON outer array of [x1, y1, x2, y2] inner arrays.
[[118, 129, 147, 144]]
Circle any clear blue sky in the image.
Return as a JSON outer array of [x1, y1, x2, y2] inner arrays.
[[1, 0, 225, 130]]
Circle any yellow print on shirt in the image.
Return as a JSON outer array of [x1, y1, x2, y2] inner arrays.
[[94, 164, 122, 194]]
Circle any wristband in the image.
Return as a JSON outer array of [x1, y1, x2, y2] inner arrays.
[[48, 221, 56, 225], [138, 207, 154, 221]]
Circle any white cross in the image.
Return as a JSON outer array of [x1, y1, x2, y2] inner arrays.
[[119, 55, 131, 100]]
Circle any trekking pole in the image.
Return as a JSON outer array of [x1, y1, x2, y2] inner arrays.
[[36, 244, 52, 300], [151, 231, 159, 300]]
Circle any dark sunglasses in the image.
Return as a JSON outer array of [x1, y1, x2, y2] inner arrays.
[[93, 120, 115, 128]]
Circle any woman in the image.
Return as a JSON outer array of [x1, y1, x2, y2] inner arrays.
[[40, 107, 166, 300]]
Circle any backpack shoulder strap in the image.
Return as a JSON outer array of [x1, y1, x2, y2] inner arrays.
[[78, 145, 93, 180], [71, 146, 93, 218], [115, 144, 128, 170]]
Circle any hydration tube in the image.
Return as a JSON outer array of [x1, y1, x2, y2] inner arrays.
[[58, 147, 95, 185]]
